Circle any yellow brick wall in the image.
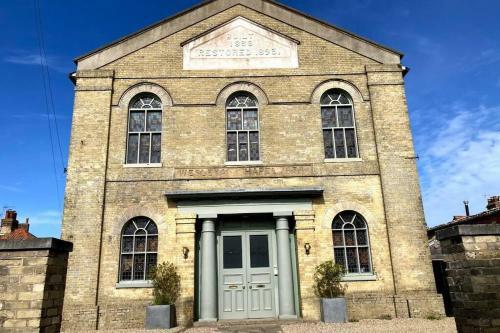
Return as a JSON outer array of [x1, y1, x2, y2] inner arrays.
[[61, 4, 443, 330]]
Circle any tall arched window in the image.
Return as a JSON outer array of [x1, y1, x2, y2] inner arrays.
[[321, 89, 359, 159], [332, 211, 372, 274], [126, 93, 162, 164], [226, 92, 260, 162], [119, 217, 158, 281]]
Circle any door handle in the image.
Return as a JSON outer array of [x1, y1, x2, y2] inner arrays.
[[249, 286, 252, 289], [256, 284, 265, 288]]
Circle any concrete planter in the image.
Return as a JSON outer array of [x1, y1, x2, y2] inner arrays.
[[145, 304, 176, 329], [320, 297, 348, 323]]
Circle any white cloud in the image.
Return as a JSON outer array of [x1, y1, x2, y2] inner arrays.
[[3, 53, 71, 73], [418, 104, 500, 226], [25, 210, 62, 226], [0, 185, 22, 193]]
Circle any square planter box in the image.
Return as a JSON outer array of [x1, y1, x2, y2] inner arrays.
[[146, 304, 176, 329], [320, 297, 348, 323]]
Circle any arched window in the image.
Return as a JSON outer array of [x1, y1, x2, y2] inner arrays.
[[226, 92, 260, 162], [332, 211, 372, 274], [320, 89, 359, 159], [126, 93, 162, 164], [119, 217, 158, 281]]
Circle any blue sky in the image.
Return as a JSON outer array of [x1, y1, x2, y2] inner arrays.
[[0, 0, 499, 237]]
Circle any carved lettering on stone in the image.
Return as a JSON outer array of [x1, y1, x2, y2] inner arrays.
[[183, 17, 299, 70]]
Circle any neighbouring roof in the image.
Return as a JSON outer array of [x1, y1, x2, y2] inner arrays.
[[75, 0, 403, 70], [0, 228, 36, 241], [428, 206, 500, 235]]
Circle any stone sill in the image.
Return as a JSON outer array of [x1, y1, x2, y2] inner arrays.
[[115, 281, 153, 289], [341, 274, 377, 282], [123, 163, 163, 168], [324, 158, 363, 163], [225, 161, 264, 166]]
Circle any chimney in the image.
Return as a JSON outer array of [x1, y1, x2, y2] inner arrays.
[[487, 196, 500, 210], [19, 218, 30, 232], [1, 210, 19, 235], [463, 201, 470, 217]]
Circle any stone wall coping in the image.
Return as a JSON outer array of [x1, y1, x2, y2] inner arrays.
[[0, 237, 73, 252], [436, 224, 500, 241]]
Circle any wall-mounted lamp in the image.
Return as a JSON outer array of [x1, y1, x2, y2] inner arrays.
[[304, 243, 311, 255], [182, 247, 189, 259]]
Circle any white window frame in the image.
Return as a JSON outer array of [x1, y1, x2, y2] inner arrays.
[[332, 211, 374, 277], [320, 90, 360, 160], [118, 217, 158, 283], [125, 94, 163, 165], [225, 93, 261, 163]]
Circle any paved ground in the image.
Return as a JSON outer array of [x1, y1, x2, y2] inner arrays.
[[68, 317, 457, 333]]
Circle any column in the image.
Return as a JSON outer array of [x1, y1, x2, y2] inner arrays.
[[274, 213, 296, 319], [200, 216, 217, 321]]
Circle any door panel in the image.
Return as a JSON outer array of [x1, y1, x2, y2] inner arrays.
[[246, 232, 275, 319], [220, 234, 247, 319], [219, 230, 275, 320]]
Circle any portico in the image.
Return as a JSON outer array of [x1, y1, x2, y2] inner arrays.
[[166, 188, 323, 321]]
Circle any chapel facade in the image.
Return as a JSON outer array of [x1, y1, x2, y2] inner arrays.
[[61, 0, 444, 330]]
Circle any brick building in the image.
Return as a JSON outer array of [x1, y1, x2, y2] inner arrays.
[[0, 210, 35, 241], [61, 0, 444, 330]]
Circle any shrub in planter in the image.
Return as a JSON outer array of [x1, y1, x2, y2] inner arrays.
[[145, 262, 181, 329], [314, 260, 348, 323]]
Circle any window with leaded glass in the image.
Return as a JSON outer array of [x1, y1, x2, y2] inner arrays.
[[126, 93, 162, 164], [321, 89, 359, 159], [332, 211, 372, 274], [226, 93, 260, 162], [119, 217, 158, 281]]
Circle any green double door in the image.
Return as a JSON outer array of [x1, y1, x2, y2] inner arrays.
[[218, 230, 276, 320]]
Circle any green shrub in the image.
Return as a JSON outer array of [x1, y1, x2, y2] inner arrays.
[[313, 260, 347, 298], [150, 262, 181, 305]]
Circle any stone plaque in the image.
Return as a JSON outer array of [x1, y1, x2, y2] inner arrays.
[[183, 17, 299, 70]]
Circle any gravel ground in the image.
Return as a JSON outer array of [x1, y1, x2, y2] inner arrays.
[[281, 318, 457, 333], [66, 318, 457, 333]]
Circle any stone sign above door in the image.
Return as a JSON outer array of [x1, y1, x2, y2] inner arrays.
[[182, 17, 299, 70]]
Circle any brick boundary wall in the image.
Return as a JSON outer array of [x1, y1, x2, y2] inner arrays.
[[437, 224, 500, 333], [0, 238, 73, 333]]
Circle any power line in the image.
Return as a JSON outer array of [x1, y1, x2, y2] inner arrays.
[[33, 0, 63, 210], [34, 0, 65, 171]]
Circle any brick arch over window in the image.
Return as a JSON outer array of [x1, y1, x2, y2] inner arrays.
[[119, 216, 158, 281], [332, 211, 373, 275], [310, 79, 366, 105], [216, 81, 269, 106], [118, 82, 173, 108]]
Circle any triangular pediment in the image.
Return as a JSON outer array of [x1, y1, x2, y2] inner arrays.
[[182, 17, 299, 70], [76, 0, 402, 70]]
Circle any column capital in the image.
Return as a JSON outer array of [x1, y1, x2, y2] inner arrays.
[[273, 211, 293, 218], [198, 214, 218, 220]]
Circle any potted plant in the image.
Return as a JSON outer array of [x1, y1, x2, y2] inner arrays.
[[314, 260, 348, 323], [146, 262, 181, 329]]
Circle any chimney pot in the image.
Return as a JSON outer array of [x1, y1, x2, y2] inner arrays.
[[463, 201, 470, 217]]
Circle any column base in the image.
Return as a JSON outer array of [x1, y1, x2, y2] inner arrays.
[[198, 318, 218, 322], [279, 314, 298, 320]]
